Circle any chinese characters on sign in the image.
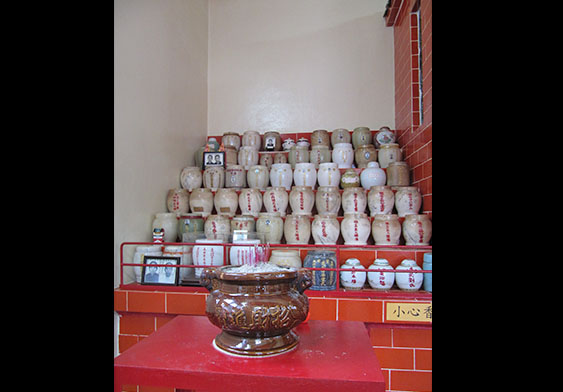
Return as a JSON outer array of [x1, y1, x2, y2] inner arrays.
[[386, 302, 432, 323]]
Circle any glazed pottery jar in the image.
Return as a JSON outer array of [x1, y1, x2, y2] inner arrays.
[[331, 128, 351, 147], [247, 165, 269, 190], [289, 186, 314, 215], [378, 143, 402, 169], [206, 137, 220, 152], [269, 163, 293, 190], [342, 187, 367, 214], [423, 252, 432, 292], [204, 214, 231, 241], [263, 131, 282, 151], [355, 144, 378, 168], [222, 132, 241, 151], [203, 166, 225, 191], [311, 213, 340, 245], [259, 153, 273, 169], [395, 259, 423, 291], [282, 138, 295, 151], [231, 215, 256, 233], [368, 186, 395, 215], [273, 152, 287, 164], [352, 127, 372, 149], [238, 188, 263, 217], [177, 214, 205, 240], [371, 214, 401, 245], [213, 188, 239, 217], [166, 188, 190, 215], [288, 145, 309, 169], [163, 245, 193, 280], [180, 166, 203, 191], [315, 186, 341, 215], [367, 259, 395, 290], [360, 161, 386, 190], [263, 186, 289, 216], [373, 126, 395, 148], [269, 249, 302, 268], [283, 214, 311, 244], [133, 245, 162, 283], [340, 258, 367, 290], [293, 162, 317, 189], [340, 168, 360, 188], [224, 164, 246, 189], [193, 238, 224, 278], [303, 250, 337, 290], [229, 239, 261, 266], [317, 162, 341, 187], [296, 137, 310, 148], [402, 214, 432, 245], [224, 146, 238, 166], [309, 145, 331, 168], [238, 146, 260, 169], [241, 130, 261, 150], [341, 212, 371, 245], [386, 161, 410, 186], [311, 129, 330, 148], [395, 186, 422, 217], [332, 143, 354, 168], [189, 188, 214, 217], [200, 265, 312, 357], [152, 212, 178, 242], [256, 212, 284, 244]]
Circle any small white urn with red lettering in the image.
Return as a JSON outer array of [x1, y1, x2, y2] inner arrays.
[[283, 214, 311, 244], [342, 187, 367, 214], [289, 186, 314, 215], [371, 214, 401, 245], [238, 188, 263, 217], [402, 214, 432, 246], [341, 212, 371, 245], [263, 186, 289, 217], [311, 213, 340, 245], [340, 258, 367, 290], [367, 185, 395, 216], [395, 259, 423, 291], [394, 186, 422, 217], [367, 259, 395, 290], [269, 163, 293, 190]]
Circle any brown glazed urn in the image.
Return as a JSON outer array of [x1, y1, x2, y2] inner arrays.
[[200, 265, 313, 357]]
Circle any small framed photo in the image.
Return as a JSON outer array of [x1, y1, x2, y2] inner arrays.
[[141, 256, 181, 286], [203, 151, 225, 169]]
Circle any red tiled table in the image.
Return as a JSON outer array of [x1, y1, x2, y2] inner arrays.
[[114, 315, 385, 392]]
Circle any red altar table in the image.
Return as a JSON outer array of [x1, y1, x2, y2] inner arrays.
[[114, 315, 385, 392]]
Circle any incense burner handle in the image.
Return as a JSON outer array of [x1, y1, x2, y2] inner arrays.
[[293, 268, 313, 294], [199, 267, 217, 292]]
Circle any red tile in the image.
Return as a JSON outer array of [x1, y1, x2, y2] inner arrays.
[[393, 328, 432, 348], [114, 290, 127, 312], [119, 313, 155, 336], [128, 291, 165, 313], [166, 293, 206, 315], [415, 349, 432, 370], [118, 334, 138, 354], [338, 299, 382, 322], [338, 249, 376, 268], [368, 325, 392, 347], [373, 347, 414, 369], [390, 370, 432, 392], [156, 315, 176, 329], [308, 298, 337, 321]]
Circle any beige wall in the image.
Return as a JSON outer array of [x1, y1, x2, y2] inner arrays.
[[208, 0, 393, 135]]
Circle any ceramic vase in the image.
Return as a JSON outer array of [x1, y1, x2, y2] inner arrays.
[[331, 128, 351, 147], [367, 259, 395, 290], [263, 131, 282, 151], [332, 143, 354, 168], [203, 166, 225, 191], [373, 126, 395, 147], [342, 187, 367, 214], [241, 130, 261, 150], [341, 212, 370, 245], [371, 214, 401, 245], [282, 138, 295, 151], [378, 143, 402, 169], [229, 239, 261, 266], [289, 186, 314, 215], [352, 127, 372, 149], [247, 165, 269, 190], [303, 250, 337, 290], [238, 146, 259, 169], [263, 186, 289, 217], [223, 146, 238, 166], [193, 238, 224, 278], [259, 153, 273, 169], [204, 214, 231, 241], [222, 132, 241, 151], [189, 188, 214, 217], [402, 214, 432, 245], [231, 215, 256, 234], [340, 168, 360, 188], [269, 249, 302, 269], [180, 166, 203, 191], [238, 188, 263, 217], [360, 162, 386, 190], [311, 129, 330, 148], [224, 165, 246, 189], [256, 212, 284, 244], [395, 186, 422, 217], [315, 186, 341, 215], [166, 188, 190, 215], [152, 212, 178, 242], [293, 162, 317, 189], [213, 188, 239, 217], [355, 144, 378, 168], [273, 153, 287, 164], [309, 145, 331, 169], [317, 162, 341, 187], [311, 213, 340, 245], [283, 214, 311, 244], [288, 145, 309, 169], [269, 163, 293, 190], [368, 186, 395, 216], [386, 161, 410, 186], [395, 259, 423, 291], [340, 258, 367, 290]]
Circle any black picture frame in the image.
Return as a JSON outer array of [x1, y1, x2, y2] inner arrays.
[[203, 151, 225, 169], [141, 256, 181, 286]]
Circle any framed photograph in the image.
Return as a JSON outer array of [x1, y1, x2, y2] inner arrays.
[[141, 256, 181, 286], [203, 151, 225, 169]]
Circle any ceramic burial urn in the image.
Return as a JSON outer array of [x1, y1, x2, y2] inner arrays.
[[200, 265, 313, 357]]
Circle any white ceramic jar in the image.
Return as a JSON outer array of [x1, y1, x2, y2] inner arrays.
[[238, 146, 259, 169], [213, 188, 239, 217], [315, 186, 341, 215], [256, 212, 284, 244], [269, 249, 302, 268], [204, 214, 231, 241], [341, 212, 371, 245], [395, 259, 423, 291], [263, 186, 289, 216], [386, 161, 410, 186], [340, 258, 367, 290], [193, 238, 224, 278], [189, 188, 214, 216], [402, 214, 432, 245], [269, 163, 293, 190], [371, 214, 401, 245], [288, 145, 309, 169], [259, 154, 273, 169], [332, 143, 354, 168], [311, 213, 340, 245], [229, 239, 261, 266], [395, 186, 422, 217], [224, 164, 246, 189], [310, 145, 331, 168], [378, 143, 402, 169], [152, 212, 178, 242], [241, 130, 261, 150], [133, 245, 162, 283], [247, 165, 269, 190], [331, 128, 351, 146], [317, 162, 341, 187], [360, 162, 386, 190], [289, 186, 314, 215], [238, 188, 263, 217], [231, 215, 256, 233], [180, 166, 202, 191], [367, 259, 395, 290], [203, 166, 225, 191], [166, 188, 190, 215], [342, 187, 367, 214], [222, 132, 241, 151], [367, 186, 395, 216], [293, 162, 317, 189], [283, 214, 311, 244]]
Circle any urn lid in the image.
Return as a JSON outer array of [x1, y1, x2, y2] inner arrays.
[[342, 258, 365, 269], [366, 161, 381, 168], [371, 258, 392, 267], [398, 259, 420, 268]]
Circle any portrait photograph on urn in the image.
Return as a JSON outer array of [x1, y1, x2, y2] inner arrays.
[[141, 256, 181, 286], [203, 151, 225, 169]]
